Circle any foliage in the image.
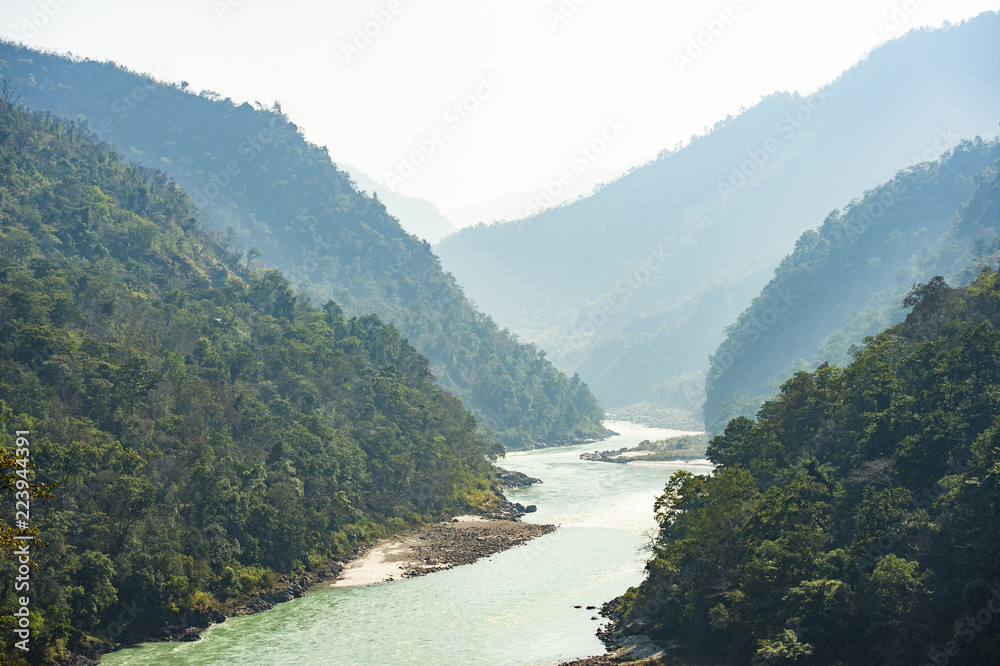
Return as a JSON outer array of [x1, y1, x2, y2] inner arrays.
[[0, 44, 607, 450], [0, 99, 503, 661], [623, 272, 1000, 664], [631, 433, 709, 461], [433, 14, 1000, 414], [706, 139, 1000, 433]]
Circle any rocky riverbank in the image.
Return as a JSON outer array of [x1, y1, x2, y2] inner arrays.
[[64, 498, 551, 665], [580, 434, 711, 465], [580, 448, 643, 464], [560, 597, 730, 666], [329, 513, 555, 586], [559, 599, 670, 665], [563, 635, 727, 665]]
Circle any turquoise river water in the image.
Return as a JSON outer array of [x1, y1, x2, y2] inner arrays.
[[101, 421, 709, 665]]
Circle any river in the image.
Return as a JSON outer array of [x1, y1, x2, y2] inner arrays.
[[101, 421, 709, 665]]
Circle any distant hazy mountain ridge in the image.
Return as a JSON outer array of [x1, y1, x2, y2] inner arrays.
[[434, 13, 1000, 421], [705, 138, 1000, 432], [0, 42, 608, 449]]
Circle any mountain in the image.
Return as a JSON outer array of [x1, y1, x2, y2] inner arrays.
[[0, 43, 609, 449], [617, 262, 1000, 665], [433, 13, 1000, 418], [340, 165, 456, 244], [442, 163, 624, 229], [705, 139, 1000, 432], [445, 191, 535, 229], [0, 98, 504, 660]]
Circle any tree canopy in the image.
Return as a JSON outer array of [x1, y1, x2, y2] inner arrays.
[[0, 43, 608, 450], [621, 269, 1000, 664], [0, 97, 503, 662]]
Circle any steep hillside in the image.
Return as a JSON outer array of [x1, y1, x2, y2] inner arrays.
[[0, 99, 507, 661], [0, 43, 607, 449], [706, 139, 1000, 431], [434, 13, 1000, 415], [618, 268, 1000, 665]]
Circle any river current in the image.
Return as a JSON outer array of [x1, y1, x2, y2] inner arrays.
[[101, 421, 709, 665]]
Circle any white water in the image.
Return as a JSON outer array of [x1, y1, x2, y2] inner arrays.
[[101, 421, 709, 665]]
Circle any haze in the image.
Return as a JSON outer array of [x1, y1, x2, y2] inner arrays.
[[1, 0, 996, 224]]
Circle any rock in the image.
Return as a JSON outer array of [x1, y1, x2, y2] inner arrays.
[[587, 605, 597, 609], [180, 627, 202, 642], [397, 519, 557, 580], [524, 505, 537, 513], [579, 451, 628, 464], [493, 467, 543, 490]]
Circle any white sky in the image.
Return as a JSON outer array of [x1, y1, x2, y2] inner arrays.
[[1, 0, 997, 219]]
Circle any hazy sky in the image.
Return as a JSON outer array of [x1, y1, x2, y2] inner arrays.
[[1, 0, 997, 220]]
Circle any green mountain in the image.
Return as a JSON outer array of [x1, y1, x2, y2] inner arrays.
[[0, 98, 502, 661], [619, 265, 1000, 664], [433, 13, 1000, 419], [706, 139, 1000, 432], [0, 43, 607, 450]]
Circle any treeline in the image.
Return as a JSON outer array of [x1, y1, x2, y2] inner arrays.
[[0, 99, 503, 662], [619, 269, 1000, 664], [0, 43, 608, 450], [706, 139, 1000, 433], [434, 13, 1000, 416]]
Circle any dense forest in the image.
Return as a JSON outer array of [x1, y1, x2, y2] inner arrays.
[[706, 139, 1000, 433], [0, 42, 608, 450], [434, 14, 1000, 416], [0, 98, 507, 662], [617, 269, 1000, 664]]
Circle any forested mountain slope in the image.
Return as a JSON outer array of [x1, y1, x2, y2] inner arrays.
[[434, 13, 1000, 415], [619, 269, 1000, 664], [0, 43, 607, 449], [0, 99, 502, 661], [706, 139, 1000, 432]]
